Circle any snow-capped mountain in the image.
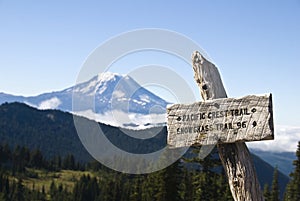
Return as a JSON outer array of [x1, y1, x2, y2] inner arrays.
[[0, 72, 169, 129], [72, 72, 168, 114]]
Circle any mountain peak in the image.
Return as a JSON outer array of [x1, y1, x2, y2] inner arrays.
[[96, 72, 124, 82]]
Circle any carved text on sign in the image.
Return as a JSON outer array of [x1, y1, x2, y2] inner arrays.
[[167, 94, 274, 148]]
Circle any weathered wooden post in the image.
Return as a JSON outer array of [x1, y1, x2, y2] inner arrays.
[[167, 51, 274, 201]]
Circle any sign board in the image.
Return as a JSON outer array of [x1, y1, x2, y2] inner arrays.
[[167, 94, 274, 148]]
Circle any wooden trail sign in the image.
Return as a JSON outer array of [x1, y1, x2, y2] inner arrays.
[[167, 94, 274, 148], [166, 51, 273, 201]]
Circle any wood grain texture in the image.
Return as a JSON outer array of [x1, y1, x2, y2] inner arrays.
[[167, 94, 274, 147], [191, 51, 265, 201]]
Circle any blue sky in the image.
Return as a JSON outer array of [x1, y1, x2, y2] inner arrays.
[[0, 1, 300, 126]]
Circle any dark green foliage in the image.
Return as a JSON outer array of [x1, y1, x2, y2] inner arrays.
[[0, 143, 10, 165], [270, 167, 280, 201], [0, 143, 81, 172], [284, 142, 300, 201], [62, 154, 76, 170], [0, 173, 46, 201], [49, 180, 72, 201], [264, 183, 271, 201], [12, 146, 30, 173], [73, 175, 99, 201], [30, 149, 45, 169], [183, 147, 233, 201]]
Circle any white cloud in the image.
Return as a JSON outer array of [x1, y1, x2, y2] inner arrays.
[[73, 109, 166, 130], [38, 97, 62, 110], [247, 125, 300, 153]]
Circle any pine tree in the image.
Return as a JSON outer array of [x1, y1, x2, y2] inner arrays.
[[49, 180, 57, 200], [141, 174, 155, 201], [284, 141, 300, 201], [154, 171, 167, 201], [270, 167, 280, 201], [30, 149, 44, 169], [41, 185, 45, 195], [0, 193, 6, 201], [73, 174, 99, 201], [129, 176, 142, 201], [10, 179, 24, 201], [164, 160, 183, 201], [12, 146, 26, 173], [63, 154, 76, 170], [264, 183, 271, 201], [216, 171, 233, 201], [180, 169, 194, 201], [0, 173, 9, 201], [189, 147, 222, 201], [0, 143, 10, 164]]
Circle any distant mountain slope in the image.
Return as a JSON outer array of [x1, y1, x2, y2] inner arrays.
[[250, 148, 296, 176], [0, 102, 290, 197], [0, 92, 25, 103], [0, 72, 169, 129], [252, 154, 289, 199]]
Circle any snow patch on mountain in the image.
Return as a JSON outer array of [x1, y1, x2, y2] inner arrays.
[[139, 94, 150, 103], [113, 90, 125, 98]]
